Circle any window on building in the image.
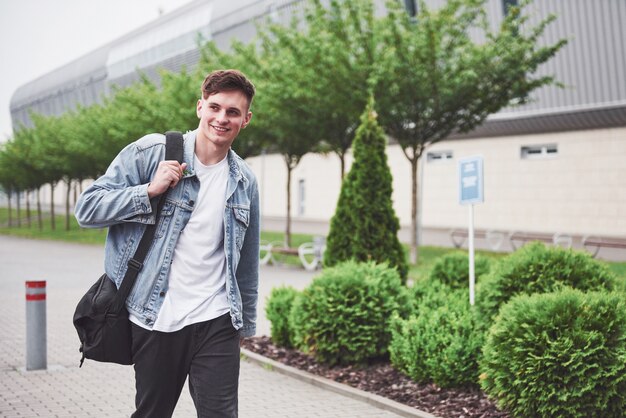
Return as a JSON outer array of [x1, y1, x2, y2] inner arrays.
[[502, 0, 519, 16], [427, 150, 453, 163], [298, 179, 306, 216], [403, 0, 418, 18], [267, 1, 279, 22], [520, 144, 558, 159]]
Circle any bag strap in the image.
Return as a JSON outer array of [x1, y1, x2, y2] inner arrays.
[[109, 131, 185, 314]]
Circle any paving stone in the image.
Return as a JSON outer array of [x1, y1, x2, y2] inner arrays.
[[0, 235, 405, 418]]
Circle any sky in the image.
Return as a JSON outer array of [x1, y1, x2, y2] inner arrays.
[[0, 0, 195, 142]]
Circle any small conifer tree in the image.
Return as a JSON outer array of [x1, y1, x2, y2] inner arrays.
[[324, 98, 408, 279]]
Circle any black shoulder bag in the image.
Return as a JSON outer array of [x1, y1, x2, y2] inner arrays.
[[73, 131, 184, 367]]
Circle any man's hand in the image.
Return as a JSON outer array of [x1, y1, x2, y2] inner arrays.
[[147, 161, 188, 198]]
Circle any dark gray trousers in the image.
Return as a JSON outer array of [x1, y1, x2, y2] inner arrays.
[[130, 313, 240, 418]]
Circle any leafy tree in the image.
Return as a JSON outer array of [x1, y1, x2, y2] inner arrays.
[[157, 69, 199, 132], [0, 142, 18, 226], [274, 0, 378, 179], [106, 76, 167, 148], [28, 113, 70, 230], [325, 99, 407, 279], [374, 0, 567, 263], [9, 127, 45, 228], [65, 103, 118, 180]]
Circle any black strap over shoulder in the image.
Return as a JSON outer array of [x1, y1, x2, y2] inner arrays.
[[110, 131, 184, 314], [165, 131, 184, 163]]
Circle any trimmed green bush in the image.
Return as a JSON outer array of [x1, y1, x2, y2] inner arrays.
[[290, 260, 409, 365], [481, 289, 626, 417], [428, 252, 491, 289], [390, 289, 487, 388], [324, 99, 408, 280], [265, 286, 300, 348], [410, 274, 476, 314], [477, 242, 616, 321]]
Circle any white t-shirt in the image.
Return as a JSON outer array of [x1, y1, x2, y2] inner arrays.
[[131, 154, 230, 332]]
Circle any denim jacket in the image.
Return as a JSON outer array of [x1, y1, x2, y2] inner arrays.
[[75, 130, 259, 337]]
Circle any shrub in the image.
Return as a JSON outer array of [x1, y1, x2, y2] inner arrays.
[[409, 277, 452, 315], [390, 289, 487, 388], [480, 289, 626, 417], [477, 242, 616, 321], [428, 252, 491, 289], [290, 260, 409, 365], [324, 100, 408, 280], [265, 286, 300, 348]]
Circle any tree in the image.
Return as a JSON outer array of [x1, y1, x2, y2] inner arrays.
[[274, 0, 378, 179], [8, 127, 45, 228], [0, 143, 18, 226], [374, 0, 566, 263], [157, 69, 199, 132], [105, 76, 167, 148], [324, 98, 408, 279], [29, 113, 70, 230]]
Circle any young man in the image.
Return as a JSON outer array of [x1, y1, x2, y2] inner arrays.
[[75, 69, 259, 418]]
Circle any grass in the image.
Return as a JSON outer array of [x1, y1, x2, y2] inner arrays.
[[407, 246, 509, 282], [1, 207, 625, 283], [0, 207, 108, 245]]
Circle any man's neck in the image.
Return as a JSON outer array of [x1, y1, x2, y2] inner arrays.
[[195, 136, 229, 166]]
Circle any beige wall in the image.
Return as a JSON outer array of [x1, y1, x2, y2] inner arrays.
[[247, 126, 626, 238], [10, 127, 624, 240]]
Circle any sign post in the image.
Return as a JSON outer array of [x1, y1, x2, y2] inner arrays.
[[458, 156, 484, 305]]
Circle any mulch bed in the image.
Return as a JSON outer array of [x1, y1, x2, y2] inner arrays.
[[242, 336, 509, 418]]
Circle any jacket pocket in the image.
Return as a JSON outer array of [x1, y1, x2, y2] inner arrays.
[[155, 201, 176, 238], [232, 206, 250, 250]]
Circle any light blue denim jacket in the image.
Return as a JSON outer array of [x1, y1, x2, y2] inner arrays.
[[75, 130, 259, 337]]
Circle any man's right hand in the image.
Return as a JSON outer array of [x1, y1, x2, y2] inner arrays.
[[147, 161, 188, 198]]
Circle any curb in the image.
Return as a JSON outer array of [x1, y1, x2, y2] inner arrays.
[[240, 348, 438, 418]]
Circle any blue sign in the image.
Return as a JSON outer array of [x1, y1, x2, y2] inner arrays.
[[458, 156, 484, 205]]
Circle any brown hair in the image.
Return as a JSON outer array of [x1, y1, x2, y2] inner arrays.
[[201, 69, 255, 108]]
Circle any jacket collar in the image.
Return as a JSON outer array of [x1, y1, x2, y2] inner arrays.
[[182, 130, 248, 188]]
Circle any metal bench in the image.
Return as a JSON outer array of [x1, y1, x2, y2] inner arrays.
[[450, 229, 507, 251], [508, 231, 572, 250], [582, 235, 626, 258], [259, 236, 326, 271]]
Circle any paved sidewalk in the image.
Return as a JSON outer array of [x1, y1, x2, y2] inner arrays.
[[0, 235, 406, 417]]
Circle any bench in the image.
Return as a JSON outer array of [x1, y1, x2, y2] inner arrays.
[[272, 246, 300, 256], [582, 235, 626, 258], [259, 236, 326, 271], [508, 231, 572, 250], [450, 229, 507, 251]]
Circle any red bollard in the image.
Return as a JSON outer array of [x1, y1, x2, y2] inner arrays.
[[26, 281, 47, 371]]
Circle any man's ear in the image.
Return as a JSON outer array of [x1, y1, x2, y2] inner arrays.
[[196, 99, 203, 118], [242, 111, 252, 128]]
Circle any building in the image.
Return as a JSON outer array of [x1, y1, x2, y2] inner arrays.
[[9, 0, 626, 260]]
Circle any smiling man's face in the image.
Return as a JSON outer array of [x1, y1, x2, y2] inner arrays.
[[196, 90, 252, 151]]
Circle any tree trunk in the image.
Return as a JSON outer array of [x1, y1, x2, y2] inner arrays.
[[339, 153, 346, 180], [16, 190, 21, 228], [7, 189, 12, 227], [37, 187, 43, 231], [336, 148, 349, 181], [26, 190, 31, 228], [74, 180, 79, 205], [285, 161, 292, 248], [410, 156, 419, 264], [50, 182, 56, 231], [65, 179, 71, 231]]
